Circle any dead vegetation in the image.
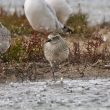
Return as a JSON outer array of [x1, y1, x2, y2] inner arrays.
[[1, 10, 110, 82]]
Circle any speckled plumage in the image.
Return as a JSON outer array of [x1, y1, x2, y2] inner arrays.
[[44, 34, 69, 79], [0, 23, 11, 53]]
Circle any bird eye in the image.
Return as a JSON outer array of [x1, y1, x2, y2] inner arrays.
[[52, 37, 58, 40], [46, 39, 52, 42], [53, 35, 60, 40]]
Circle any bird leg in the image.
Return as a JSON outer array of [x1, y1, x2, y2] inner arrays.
[[51, 66, 55, 81], [50, 62, 56, 81]]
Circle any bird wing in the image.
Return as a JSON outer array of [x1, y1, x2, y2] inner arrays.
[[45, 0, 73, 24], [24, 0, 63, 33], [46, 2, 63, 31]]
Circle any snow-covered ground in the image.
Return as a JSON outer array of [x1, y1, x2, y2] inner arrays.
[[0, 78, 110, 110], [0, 0, 110, 26]]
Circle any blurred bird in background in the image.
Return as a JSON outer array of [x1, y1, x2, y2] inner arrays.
[[0, 23, 11, 54], [0, 23, 11, 73], [45, 0, 73, 33], [24, 0, 73, 36], [24, 0, 63, 36]]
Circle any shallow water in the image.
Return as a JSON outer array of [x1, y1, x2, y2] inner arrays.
[[0, 78, 110, 110], [0, 0, 110, 26]]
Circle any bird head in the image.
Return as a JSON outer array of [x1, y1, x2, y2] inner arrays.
[[46, 34, 62, 44]]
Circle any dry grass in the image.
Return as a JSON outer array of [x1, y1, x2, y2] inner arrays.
[[1, 11, 110, 63], [0, 11, 110, 82]]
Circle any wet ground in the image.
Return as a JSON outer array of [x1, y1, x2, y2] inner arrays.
[[0, 78, 110, 110]]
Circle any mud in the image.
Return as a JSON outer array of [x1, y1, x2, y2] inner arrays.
[[0, 61, 110, 83]]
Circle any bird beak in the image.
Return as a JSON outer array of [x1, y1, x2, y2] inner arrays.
[[46, 39, 52, 42]]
